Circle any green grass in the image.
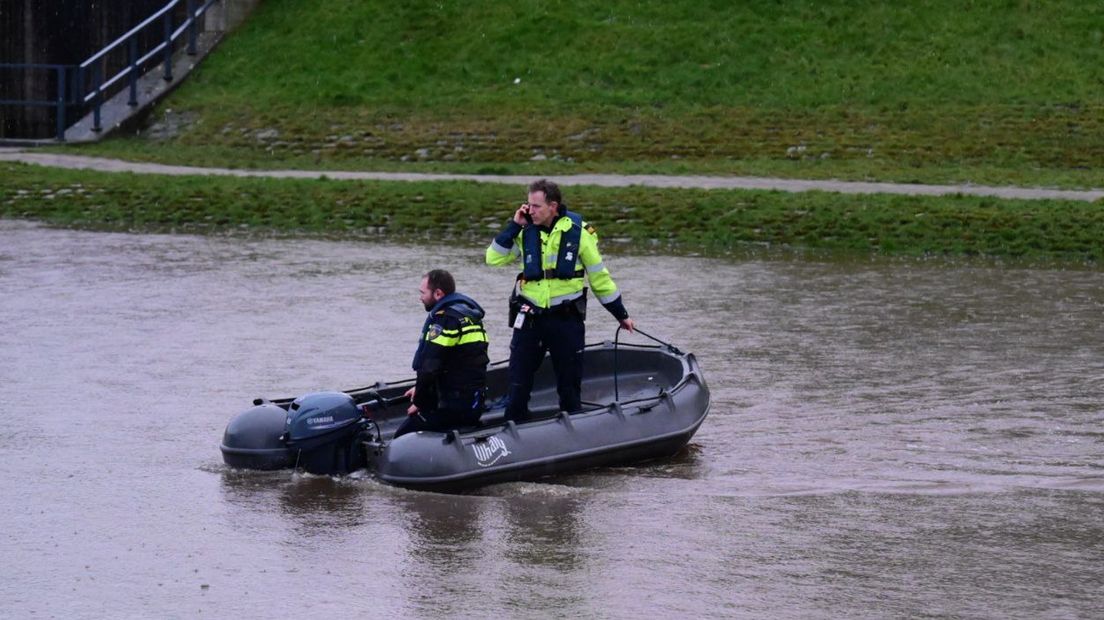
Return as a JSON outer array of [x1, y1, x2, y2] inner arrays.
[[55, 0, 1104, 188], [4, 162, 1101, 264], [186, 0, 1104, 109]]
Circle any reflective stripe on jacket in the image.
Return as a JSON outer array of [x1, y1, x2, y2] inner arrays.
[[486, 213, 626, 318]]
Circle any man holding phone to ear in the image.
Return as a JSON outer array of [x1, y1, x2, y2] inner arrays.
[[486, 179, 634, 422]]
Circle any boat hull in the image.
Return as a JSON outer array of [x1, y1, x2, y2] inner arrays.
[[370, 345, 710, 491], [220, 342, 710, 491]]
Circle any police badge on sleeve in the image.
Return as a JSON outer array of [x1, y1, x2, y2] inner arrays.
[[427, 324, 443, 340]]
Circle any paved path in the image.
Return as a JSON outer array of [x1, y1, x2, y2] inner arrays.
[[3, 149, 1101, 202]]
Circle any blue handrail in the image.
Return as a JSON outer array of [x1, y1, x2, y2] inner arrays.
[[0, 0, 220, 141], [0, 63, 74, 141]]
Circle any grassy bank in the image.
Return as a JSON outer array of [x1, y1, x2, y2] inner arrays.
[[58, 0, 1104, 189], [4, 162, 1101, 264]]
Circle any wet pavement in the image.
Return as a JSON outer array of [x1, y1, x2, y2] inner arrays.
[[3, 149, 1102, 201]]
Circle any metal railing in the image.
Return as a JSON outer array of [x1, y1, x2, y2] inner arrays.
[[0, 63, 75, 141], [0, 0, 220, 141]]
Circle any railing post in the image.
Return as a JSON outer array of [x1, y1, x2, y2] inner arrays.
[[55, 66, 67, 141], [92, 62, 103, 132], [127, 37, 139, 106], [163, 11, 174, 81], [186, 0, 198, 55]]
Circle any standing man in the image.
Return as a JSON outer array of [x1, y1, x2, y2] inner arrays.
[[396, 269, 490, 438], [486, 179, 634, 422]]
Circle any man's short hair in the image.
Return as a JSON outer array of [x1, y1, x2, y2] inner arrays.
[[424, 269, 456, 296], [528, 178, 563, 208]]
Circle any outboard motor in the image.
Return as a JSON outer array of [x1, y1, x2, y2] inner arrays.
[[220, 391, 371, 475], [220, 403, 295, 470], [284, 391, 370, 475]]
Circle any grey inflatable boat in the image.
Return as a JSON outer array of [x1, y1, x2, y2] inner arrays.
[[220, 339, 709, 492]]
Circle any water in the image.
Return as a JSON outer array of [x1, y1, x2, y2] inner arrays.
[[1, 220, 1101, 618]]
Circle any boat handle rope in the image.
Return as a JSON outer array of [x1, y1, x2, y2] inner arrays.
[[613, 325, 683, 402]]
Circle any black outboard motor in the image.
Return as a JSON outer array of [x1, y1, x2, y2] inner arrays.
[[220, 391, 371, 475], [220, 403, 294, 470], [284, 391, 370, 475]]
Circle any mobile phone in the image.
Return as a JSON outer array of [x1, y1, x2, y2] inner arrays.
[[522, 204, 534, 225]]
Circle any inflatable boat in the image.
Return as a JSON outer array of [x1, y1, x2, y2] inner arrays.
[[220, 337, 709, 492]]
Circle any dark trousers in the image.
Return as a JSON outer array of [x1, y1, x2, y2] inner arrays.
[[393, 402, 483, 439], [505, 311, 585, 420]]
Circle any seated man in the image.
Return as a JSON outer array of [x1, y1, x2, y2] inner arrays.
[[395, 269, 490, 438]]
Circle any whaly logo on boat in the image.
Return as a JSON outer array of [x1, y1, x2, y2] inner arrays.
[[471, 436, 511, 467]]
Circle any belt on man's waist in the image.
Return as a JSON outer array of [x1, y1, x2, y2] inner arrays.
[[522, 298, 583, 318], [547, 301, 580, 316]]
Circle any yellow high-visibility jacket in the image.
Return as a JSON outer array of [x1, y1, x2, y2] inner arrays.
[[486, 214, 628, 320]]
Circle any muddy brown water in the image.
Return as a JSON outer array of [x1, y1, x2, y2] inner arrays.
[[1, 220, 1101, 618]]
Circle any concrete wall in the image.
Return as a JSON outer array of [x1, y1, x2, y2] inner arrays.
[[1, 0, 258, 140], [1, 0, 167, 138]]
